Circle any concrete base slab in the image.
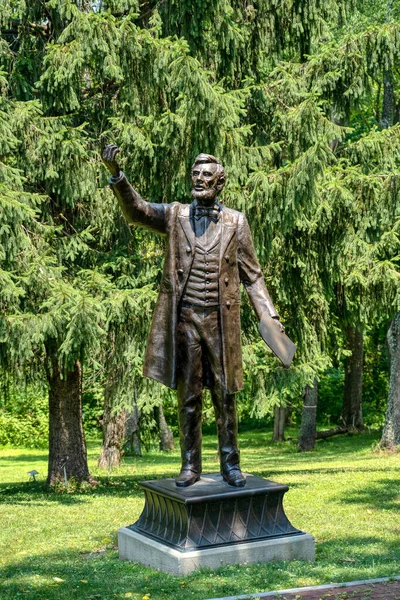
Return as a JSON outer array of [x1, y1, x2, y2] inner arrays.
[[118, 527, 315, 575]]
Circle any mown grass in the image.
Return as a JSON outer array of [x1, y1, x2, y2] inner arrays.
[[1, 430, 399, 600]]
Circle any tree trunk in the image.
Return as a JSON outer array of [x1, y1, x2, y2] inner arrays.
[[298, 379, 318, 451], [124, 403, 142, 456], [380, 9, 395, 129], [380, 64, 395, 129], [341, 325, 364, 430], [273, 405, 287, 441], [154, 404, 174, 451], [46, 353, 91, 485], [380, 314, 400, 449], [98, 381, 126, 470], [376, 46, 398, 449]]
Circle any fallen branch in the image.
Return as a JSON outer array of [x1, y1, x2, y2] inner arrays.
[[316, 426, 349, 440]]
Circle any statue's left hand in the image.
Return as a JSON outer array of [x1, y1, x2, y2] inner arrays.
[[273, 317, 285, 333], [101, 135, 121, 178]]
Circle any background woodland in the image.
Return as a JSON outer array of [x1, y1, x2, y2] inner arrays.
[[0, 0, 399, 483]]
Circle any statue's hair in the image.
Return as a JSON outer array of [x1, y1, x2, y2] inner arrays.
[[191, 153, 226, 181]]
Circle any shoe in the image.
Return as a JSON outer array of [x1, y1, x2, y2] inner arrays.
[[222, 467, 246, 487], [175, 469, 200, 488]]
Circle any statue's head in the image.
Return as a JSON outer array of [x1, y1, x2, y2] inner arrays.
[[191, 154, 226, 205]]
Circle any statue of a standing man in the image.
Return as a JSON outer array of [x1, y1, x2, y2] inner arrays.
[[102, 144, 284, 488]]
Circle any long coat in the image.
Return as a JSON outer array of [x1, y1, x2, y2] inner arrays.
[[111, 174, 278, 394]]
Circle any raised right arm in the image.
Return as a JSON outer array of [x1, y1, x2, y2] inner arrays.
[[102, 142, 167, 235]]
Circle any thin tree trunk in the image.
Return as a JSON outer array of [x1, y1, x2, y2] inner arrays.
[[298, 378, 318, 451], [377, 46, 398, 448], [379, 0, 395, 128], [46, 351, 91, 485], [380, 314, 400, 449], [124, 403, 142, 456], [341, 325, 364, 430], [380, 63, 395, 129], [273, 405, 287, 442], [154, 404, 174, 451], [98, 381, 126, 469]]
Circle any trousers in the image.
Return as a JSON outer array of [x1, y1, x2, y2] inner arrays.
[[176, 305, 240, 475]]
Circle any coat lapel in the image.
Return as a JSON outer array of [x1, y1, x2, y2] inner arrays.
[[219, 206, 237, 260], [178, 204, 195, 249]]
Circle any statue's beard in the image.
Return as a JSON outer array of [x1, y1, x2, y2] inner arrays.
[[191, 187, 218, 205]]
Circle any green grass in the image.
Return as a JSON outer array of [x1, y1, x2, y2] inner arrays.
[[1, 430, 400, 600]]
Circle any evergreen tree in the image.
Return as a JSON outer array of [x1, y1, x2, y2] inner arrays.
[[1, 0, 399, 473], [0, 0, 255, 478]]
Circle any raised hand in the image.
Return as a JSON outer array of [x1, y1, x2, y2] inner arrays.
[[101, 136, 121, 178]]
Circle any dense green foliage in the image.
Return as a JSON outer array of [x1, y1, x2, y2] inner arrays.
[[0, 0, 399, 439], [0, 382, 105, 447], [1, 432, 400, 598], [0, 384, 48, 447]]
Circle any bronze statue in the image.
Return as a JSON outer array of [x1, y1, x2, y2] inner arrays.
[[102, 144, 289, 488]]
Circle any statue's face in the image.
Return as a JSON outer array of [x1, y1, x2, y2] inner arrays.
[[191, 162, 224, 205]]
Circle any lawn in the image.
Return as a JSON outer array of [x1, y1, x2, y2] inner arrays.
[[1, 430, 399, 600]]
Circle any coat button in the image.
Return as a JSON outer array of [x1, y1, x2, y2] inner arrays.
[[225, 254, 229, 261], [178, 269, 183, 276], [224, 277, 229, 284], [186, 246, 191, 253], [226, 300, 231, 307]]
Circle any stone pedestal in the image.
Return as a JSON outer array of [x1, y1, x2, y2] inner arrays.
[[118, 473, 315, 574]]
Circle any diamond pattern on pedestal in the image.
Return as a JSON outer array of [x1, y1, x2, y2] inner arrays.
[[130, 473, 302, 551]]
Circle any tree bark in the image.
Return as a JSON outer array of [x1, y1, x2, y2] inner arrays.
[[124, 403, 142, 456], [46, 352, 91, 485], [379, 1, 395, 130], [380, 63, 395, 129], [154, 404, 174, 451], [298, 379, 318, 451], [98, 380, 126, 470], [341, 325, 364, 430], [377, 40, 398, 449], [380, 314, 400, 449], [273, 405, 287, 441]]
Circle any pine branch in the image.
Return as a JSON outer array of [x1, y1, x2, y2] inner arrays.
[[2, 20, 51, 38]]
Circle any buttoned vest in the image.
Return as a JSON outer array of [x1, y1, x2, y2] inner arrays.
[[182, 224, 221, 306]]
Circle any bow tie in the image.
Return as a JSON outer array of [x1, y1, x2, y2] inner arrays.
[[194, 205, 220, 222]]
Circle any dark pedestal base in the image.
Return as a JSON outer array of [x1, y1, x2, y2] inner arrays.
[[118, 473, 315, 574]]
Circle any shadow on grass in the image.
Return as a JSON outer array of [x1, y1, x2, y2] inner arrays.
[[334, 477, 400, 511], [250, 464, 400, 482], [0, 474, 151, 505], [1, 535, 400, 600], [1, 548, 169, 600], [0, 453, 49, 463], [317, 534, 400, 563]]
